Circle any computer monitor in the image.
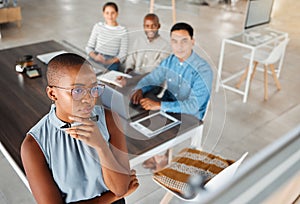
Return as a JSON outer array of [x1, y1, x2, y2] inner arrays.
[[244, 0, 274, 30]]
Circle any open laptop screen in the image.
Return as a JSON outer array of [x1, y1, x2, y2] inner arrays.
[[99, 84, 146, 119]]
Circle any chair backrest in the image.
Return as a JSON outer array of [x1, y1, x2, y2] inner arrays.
[[202, 99, 210, 121], [204, 152, 248, 192], [264, 38, 289, 65], [152, 151, 248, 202]]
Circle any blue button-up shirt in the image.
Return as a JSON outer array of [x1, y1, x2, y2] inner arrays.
[[135, 51, 213, 120]]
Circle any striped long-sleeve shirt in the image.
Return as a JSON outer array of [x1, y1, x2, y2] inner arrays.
[[86, 22, 128, 63]]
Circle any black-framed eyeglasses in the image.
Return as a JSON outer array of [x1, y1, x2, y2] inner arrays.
[[49, 84, 105, 101]]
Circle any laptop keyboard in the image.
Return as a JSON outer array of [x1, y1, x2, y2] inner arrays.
[[128, 102, 146, 119]]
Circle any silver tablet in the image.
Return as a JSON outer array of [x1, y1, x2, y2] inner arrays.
[[130, 111, 181, 138]]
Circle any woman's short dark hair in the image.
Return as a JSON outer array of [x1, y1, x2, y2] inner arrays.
[[47, 53, 91, 86], [170, 22, 193, 38], [103, 2, 118, 12]]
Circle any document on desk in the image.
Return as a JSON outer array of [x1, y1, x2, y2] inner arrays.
[[97, 70, 132, 87], [36, 50, 67, 64]]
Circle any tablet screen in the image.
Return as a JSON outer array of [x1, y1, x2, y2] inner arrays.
[[140, 114, 174, 131], [130, 111, 181, 138]]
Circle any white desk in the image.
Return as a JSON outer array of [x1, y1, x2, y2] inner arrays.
[[215, 27, 288, 103], [129, 124, 203, 167]]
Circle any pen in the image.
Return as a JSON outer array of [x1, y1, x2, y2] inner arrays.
[[89, 115, 99, 122], [71, 115, 99, 127], [61, 115, 99, 129]]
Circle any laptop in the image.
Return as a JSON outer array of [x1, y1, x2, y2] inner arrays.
[[36, 50, 67, 64], [100, 85, 146, 120]]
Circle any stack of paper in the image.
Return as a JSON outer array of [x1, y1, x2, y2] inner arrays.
[[97, 70, 132, 87], [36, 50, 67, 64]]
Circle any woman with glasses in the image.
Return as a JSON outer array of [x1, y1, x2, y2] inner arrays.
[[21, 53, 138, 204], [86, 2, 128, 71]]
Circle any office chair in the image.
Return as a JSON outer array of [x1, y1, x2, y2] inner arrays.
[[151, 101, 247, 204], [152, 148, 248, 203], [236, 38, 289, 100]]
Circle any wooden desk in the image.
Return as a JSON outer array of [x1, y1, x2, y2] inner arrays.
[[0, 41, 201, 190], [0, 41, 74, 189], [103, 75, 202, 167]]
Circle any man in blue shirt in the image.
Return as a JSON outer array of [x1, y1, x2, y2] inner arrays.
[[131, 22, 213, 171], [131, 22, 213, 121]]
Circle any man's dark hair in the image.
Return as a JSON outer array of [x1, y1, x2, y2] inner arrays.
[[103, 2, 118, 12], [170, 22, 193, 38], [144, 13, 160, 23], [47, 53, 90, 86]]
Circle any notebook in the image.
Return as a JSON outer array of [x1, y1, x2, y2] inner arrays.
[[36, 50, 67, 64], [100, 85, 146, 120], [97, 70, 132, 87]]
